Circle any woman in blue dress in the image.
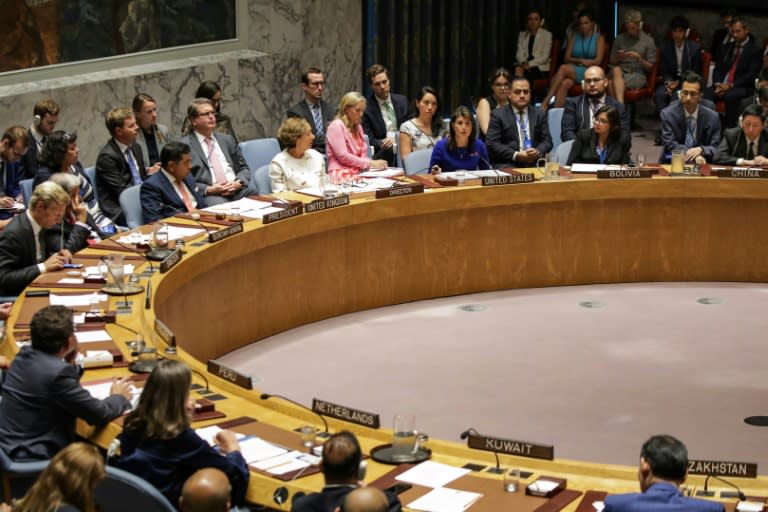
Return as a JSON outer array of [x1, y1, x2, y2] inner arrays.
[[541, 9, 606, 110], [430, 106, 489, 173]]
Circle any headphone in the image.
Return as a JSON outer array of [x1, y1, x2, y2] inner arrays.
[[638, 21, 644, 32], [33, 114, 41, 127], [685, 27, 691, 39]]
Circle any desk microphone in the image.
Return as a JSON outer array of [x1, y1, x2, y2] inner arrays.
[[260, 393, 331, 439], [703, 474, 746, 500], [473, 153, 494, 172], [460, 427, 503, 474], [128, 333, 160, 374], [166, 205, 214, 239], [106, 234, 156, 274]]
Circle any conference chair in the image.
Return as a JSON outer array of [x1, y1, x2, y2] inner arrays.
[[239, 138, 281, 172], [94, 466, 175, 512], [83, 166, 98, 204], [0, 447, 49, 501], [19, 179, 33, 207], [548, 108, 564, 153], [118, 185, 143, 229], [554, 139, 574, 164], [532, 39, 562, 100], [403, 148, 433, 175], [252, 164, 272, 194]]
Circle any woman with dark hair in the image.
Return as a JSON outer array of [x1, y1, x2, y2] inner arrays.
[[181, 80, 238, 141], [429, 106, 489, 173], [9, 442, 105, 512], [399, 86, 447, 161], [514, 10, 553, 83], [567, 105, 631, 165], [34, 130, 115, 234], [115, 360, 249, 507], [476, 68, 512, 138]]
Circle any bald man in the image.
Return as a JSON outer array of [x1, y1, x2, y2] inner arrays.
[[179, 468, 231, 512], [338, 487, 389, 512]]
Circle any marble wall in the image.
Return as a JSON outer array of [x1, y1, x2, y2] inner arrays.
[[0, 0, 362, 166]]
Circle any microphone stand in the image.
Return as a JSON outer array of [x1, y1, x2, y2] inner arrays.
[[260, 393, 331, 439], [460, 427, 504, 474], [700, 474, 746, 500]]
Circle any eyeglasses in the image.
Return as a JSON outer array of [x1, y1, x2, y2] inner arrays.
[[511, 89, 530, 95], [493, 82, 510, 89], [583, 78, 604, 84], [593, 117, 610, 125], [680, 90, 701, 97], [196, 111, 216, 117]]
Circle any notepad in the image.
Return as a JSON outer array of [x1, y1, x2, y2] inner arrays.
[[238, 437, 288, 463], [407, 487, 482, 512], [75, 329, 112, 343], [396, 461, 470, 488]]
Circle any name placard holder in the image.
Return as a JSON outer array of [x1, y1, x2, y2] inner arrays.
[[209, 222, 244, 242], [481, 174, 535, 186], [597, 169, 652, 179], [688, 459, 757, 478], [159, 249, 182, 273], [262, 205, 303, 224], [716, 168, 768, 179], [312, 398, 380, 429], [375, 183, 424, 199], [305, 195, 350, 213], [154, 318, 175, 346], [207, 359, 253, 389], [467, 434, 554, 460]]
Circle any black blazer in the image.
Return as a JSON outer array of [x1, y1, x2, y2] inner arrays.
[[660, 39, 702, 84], [0, 213, 41, 296], [362, 93, 410, 151], [286, 99, 336, 153], [179, 132, 251, 199], [567, 128, 632, 166], [712, 40, 762, 91], [95, 139, 147, 226], [140, 171, 207, 223], [714, 127, 768, 165], [486, 104, 552, 167], [292, 485, 402, 512], [20, 129, 40, 180], [561, 95, 629, 142], [660, 102, 721, 162], [43, 218, 91, 257]]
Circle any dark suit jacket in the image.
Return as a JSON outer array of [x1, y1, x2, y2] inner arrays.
[[714, 126, 768, 165], [95, 139, 147, 226], [561, 96, 629, 142], [287, 99, 335, 153], [660, 103, 721, 162], [712, 40, 762, 91], [0, 345, 131, 460], [567, 128, 631, 165], [140, 171, 206, 223], [0, 213, 42, 296], [291, 485, 402, 512], [362, 93, 410, 152], [486, 104, 552, 167], [135, 123, 170, 169], [179, 132, 251, 200], [660, 39, 702, 84], [604, 482, 724, 512], [43, 217, 91, 257], [20, 129, 41, 180]]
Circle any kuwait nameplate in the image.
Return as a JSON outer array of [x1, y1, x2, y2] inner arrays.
[[467, 434, 554, 460]]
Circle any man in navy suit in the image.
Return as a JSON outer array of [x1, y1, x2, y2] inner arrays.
[[660, 72, 721, 164], [562, 66, 629, 142], [20, 99, 59, 180], [604, 434, 724, 512], [362, 64, 410, 166], [286, 67, 335, 153], [141, 141, 206, 223], [179, 99, 253, 206], [714, 104, 768, 165], [654, 16, 702, 116], [487, 76, 552, 167]]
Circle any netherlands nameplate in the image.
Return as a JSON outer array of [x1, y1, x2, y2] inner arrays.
[[312, 398, 380, 428]]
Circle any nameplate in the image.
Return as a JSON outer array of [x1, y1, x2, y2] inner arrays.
[[467, 434, 553, 460], [159, 249, 182, 273], [262, 205, 303, 224], [209, 222, 244, 242], [481, 174, 534, 186], [154, 318, 175, 347], [207, 359, 253, 389], [305, 195, 350, 213], [688, 459, 757, 478], [717, 168, 768, 179], [597, 169, 652, 179], [375, 183, 424, 199], [312, 398, 380, 429]]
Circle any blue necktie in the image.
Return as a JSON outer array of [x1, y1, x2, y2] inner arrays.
[[684, 116, 696, 149], [125, 148, 142, 185], [312, 104, 324, 135]]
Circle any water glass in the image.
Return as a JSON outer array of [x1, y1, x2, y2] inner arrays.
[[503, 468, 520, 493]]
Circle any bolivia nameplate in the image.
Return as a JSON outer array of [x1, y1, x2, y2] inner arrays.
[[159, 249, 182, 273], [375, 183, 424, 199], [482, 174, 534, 186], [688, 459, 757, 478], [209, 222, 244, 242], [154, 318, 175, 346], [207, 359, 253, 389], [312, 398, 380, 429], [262, 205, 303, 224], [597, 168, 652, 179], [305, 195, 350, 213], [717, 168, 768, 179], [467, 434, 553, 460]]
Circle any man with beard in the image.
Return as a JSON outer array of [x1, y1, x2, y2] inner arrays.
[[561, 66, 629, 142]]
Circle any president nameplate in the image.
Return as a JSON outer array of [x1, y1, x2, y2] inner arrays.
[[688, 459, 757, 478], [717, 168, 768, 179], [597, 168, 652, 179], [467, 434, 554, 460], [375, 183, 424, 199], [482, 174, 534, 186], [305, 195, 350, 213], [312, 398, 380, 429], [262, 205, 303, 224], [207, 359, 253, 389], [159, 249, 182, 273], [209, 222, 244, 242]]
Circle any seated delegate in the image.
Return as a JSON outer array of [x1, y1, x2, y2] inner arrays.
[[567, 105, 631, 165], [429, 106, 489, 173], [326, 92, 388, 176], [399, 86, 447, 161], [270, 117, 325, 192]]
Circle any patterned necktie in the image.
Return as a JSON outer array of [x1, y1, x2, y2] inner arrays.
[[748, 141, 755, 160], [727, 45, 742, 84], [685, 116, 697, 148], [312, 104, 324, 136], [125, 148, 142, 185], [385, 101, 397, 129], [517, 110, 528, 145], [204, 137, 228, 184], [175, 178, 194, 212]]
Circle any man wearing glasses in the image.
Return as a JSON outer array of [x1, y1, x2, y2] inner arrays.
[[287, 67, 335, 154], [486, 76, 552, 168], [561, 66, 628, 142], [660, 71, 720, 165]]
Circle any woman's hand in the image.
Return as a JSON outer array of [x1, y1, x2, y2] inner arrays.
[[370, 159, 388, 169]]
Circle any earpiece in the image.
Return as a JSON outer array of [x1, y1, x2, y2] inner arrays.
[[581, 80, 585, 89], [33, 114, 41, 127], [541, 18, 546, 27], [738, 115, 743, 129], [685, 28, 690, 39], [638, 21, 644, 32]]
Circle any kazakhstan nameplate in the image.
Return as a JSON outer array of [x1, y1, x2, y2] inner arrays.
[[688, 459, 757, 478]]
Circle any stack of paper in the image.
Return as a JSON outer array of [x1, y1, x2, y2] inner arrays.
[[396, 461, 470, 488], [238, 437, 288, 464], [408, 487, 483, 512]]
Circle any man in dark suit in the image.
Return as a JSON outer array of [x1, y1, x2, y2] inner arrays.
[[709, 10, 736, 64], [141, 141, 207, 223], [487, 76, 552, 167], [0, 125, 30, 229], [362, 64, 410, 166], [286, 67, 335, 153], [95, 107, 147, 226], [562, 66, 629, 142], [705, 18, 762, 128], [604, 435, 724, 512], [20, 99, 59, 180], [0, 305, 132, 460], [714, 104, 768, 165], [654, 16, 702, 116], [179, 98, 253, 206], [0, 181, 71, 297], [737, 68, 768, 115], [291, 431, 401, 512], [660, 72, 721, 164]]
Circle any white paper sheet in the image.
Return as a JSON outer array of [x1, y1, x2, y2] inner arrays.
[[50, 293, 108, 307], [75, 329, 112, 343], [395, 461, 470, 488], [467, 169, 511, 177], [238, 437, 288, 463], [570, 163, 626, 173], [166, 226, 205, 239], [359, 168, 405, 178], [57, 278, 85, 284], [194, 425, 246, 446], [83, 382, 113, 400], [247, 206, 284, 219], [203, 197, 274, 218], [407, 487, 483, 512]]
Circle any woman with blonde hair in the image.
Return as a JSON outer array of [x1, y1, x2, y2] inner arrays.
[[9, 442, 105, 512], [115, 360, 249, 507], [270, 117, 325, 191], [326, 92, 387, 175]]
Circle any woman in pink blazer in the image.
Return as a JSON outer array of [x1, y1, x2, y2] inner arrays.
[[326, 92, 388, 175]]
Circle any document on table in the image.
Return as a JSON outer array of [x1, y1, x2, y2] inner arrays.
[[395, 460, 470, 488], [194, 425, 246, 446], [238, 437, 288, 463], [467, 169, 511, 178], [75, 329, 112, 343], [50, 293, 107, 307], [359, 168, 405, 178], [166, 226, 205, 239], [407, 487, 483, 512], [203, 197, 274, 218], [570, 163, 625, 173], [251, 450, 320, 475]]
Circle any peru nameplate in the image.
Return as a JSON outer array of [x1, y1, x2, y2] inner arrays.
[[262, 205, 303, 224], [717, 168, 768, 179], [467, 434, 553, 460], [305, 195, 350, 213], [312, 398, 380, 429], [375, 183, 424, 199], [209, 222, 244, 242], [207, 359, 253, 389], [159, 249, 182, 273], [688, 459, 757, 478], [597, 168, 652, 179], [482, 174, 534, 186]]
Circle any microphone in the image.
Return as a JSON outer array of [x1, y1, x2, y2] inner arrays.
[[703, 474, 746, 500], [106, 233, 156, 274], [473, 153, 494, 171], [166, 204, 216, 242], [144, 280, 151, 309], [260, 393, 331, 439], [128, 333, 160, 374], [460, 427, 503, 474]]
